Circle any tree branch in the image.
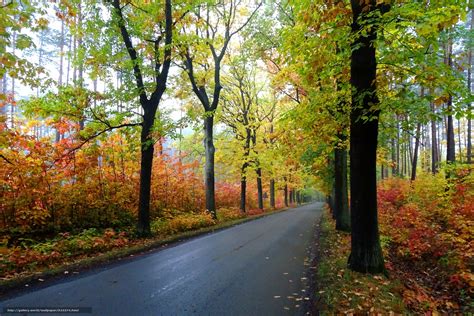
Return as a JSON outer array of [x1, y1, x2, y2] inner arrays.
[[72, 122, 142, 153], [1, 154, 14, 165], [110, 0, 148, 105]]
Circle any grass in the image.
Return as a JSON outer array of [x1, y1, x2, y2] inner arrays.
[[314, 207, 407, 314]]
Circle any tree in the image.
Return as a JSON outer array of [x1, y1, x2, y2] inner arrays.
[[180, 0, 261, 218], [467, 9, 473, 164], [220, 56, 263, 212], [347, 0, 386, 274], [108, 0, 173, 236]]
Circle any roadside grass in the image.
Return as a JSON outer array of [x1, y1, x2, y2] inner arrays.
[[0, 205, 293, 296], [315, 207, 407, 314]]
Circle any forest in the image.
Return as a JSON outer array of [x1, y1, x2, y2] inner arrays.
[[0, 0, 473, 314]]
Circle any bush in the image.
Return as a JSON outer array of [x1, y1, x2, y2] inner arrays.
[[151, 212, 215, 236], [378, 168, 474, 312], [216, 207, 244, 222], [0, 228, 129, 277]]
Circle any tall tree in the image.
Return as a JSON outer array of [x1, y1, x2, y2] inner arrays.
[[467, 9, 473, 164], [221, 54, 272, 212], [347, 0, 386, 273], [220, 58, 258, 212], [109, 0, 173, 236], [180, 0, 261, 218], [445, 39, 456, 166]]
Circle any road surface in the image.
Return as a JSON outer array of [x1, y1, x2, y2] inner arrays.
[[1, 203, 323, 316]]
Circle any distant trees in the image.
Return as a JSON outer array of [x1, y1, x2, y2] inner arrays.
[[220, 54, 273, 212]]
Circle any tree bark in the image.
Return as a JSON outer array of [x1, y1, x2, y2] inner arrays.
[[56, 16, 65, 142], [284, 180, 288, 207], [446, 40, 455, 166], [269, 179, 275, 208], [431, 101, 439, 174], [348, 0, 385, 273], [396, 121, 400, 175], [240, 177, 247, 213], [334, 146, 350, 231], [467, 9, 473, 163], [1, 75, 6, 117], [137, 109, 156, 235], [204, 115, 217, 218], [240, 131, 251, 213], [411, 122, 421, 181], [446, 99, 455, 164], [391, 136, 396, 176], [256, 167, 264, 210]]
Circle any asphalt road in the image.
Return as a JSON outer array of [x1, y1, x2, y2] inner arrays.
[[1, 203, 323, 316]]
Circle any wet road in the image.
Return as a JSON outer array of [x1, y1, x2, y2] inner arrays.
[[1, 203, 323, 316]]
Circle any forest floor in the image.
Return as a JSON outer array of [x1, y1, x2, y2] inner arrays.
[[0, 205, 295, 297], [313, 203, 473, 314], [312, 208, 407, 314]]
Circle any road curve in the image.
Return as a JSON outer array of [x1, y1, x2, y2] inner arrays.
[[1, 203, 323, 316]]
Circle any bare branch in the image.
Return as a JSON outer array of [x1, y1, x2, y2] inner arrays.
[[1, 154, 14, 165], [229, 1, 262, 38], [71, 122, 142, 153]]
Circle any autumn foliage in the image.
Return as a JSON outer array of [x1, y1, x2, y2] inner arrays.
[[378, 168, 474, 312], [1, 109, 291, 278]]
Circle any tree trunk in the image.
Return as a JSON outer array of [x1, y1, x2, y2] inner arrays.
[[396, 121, 400, 175], [289, 189, 293, 204], [411, 122, 421, 181], [269, 179, 275, 208], [391, 137, 396, 176], [467, 9, 473, 163], [348, 0, 385, 274], [431, 101, 439, 174], [256, 168, 263, 210], [204, 114, 216, 218], [1, 75, 6, 117], [334, 146, 350, 232], [78, 1, 85, 131], [66, 31, 72, 85], [446, 40, 455, 166], [446, 98, 455, 164], [240, 176, 247, 213], [240, 132, 250, 212], [284, 181, 288, 207], [56, 16, 65, 142], [457, 118, 462, 162], [137, 108, 156, 236]]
